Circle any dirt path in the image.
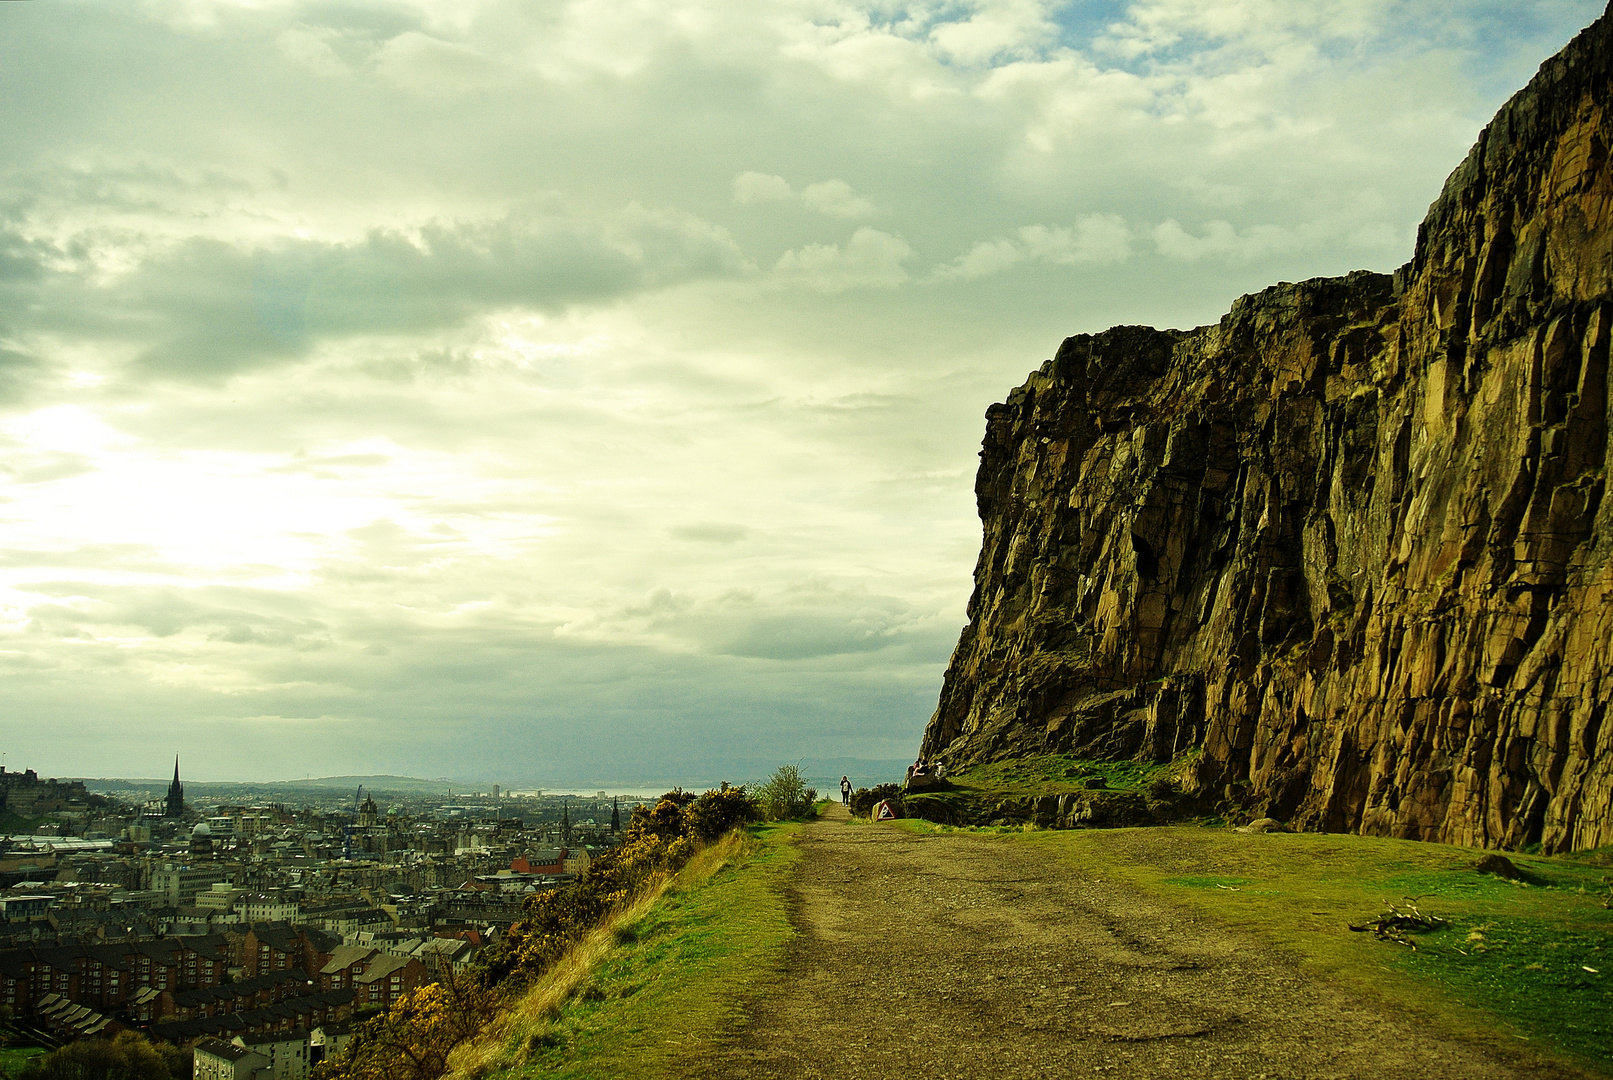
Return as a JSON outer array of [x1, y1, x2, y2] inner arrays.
[[708, 805, 1583, 1080]]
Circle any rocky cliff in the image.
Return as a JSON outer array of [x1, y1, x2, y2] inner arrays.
[[920, 5, 1613, 853]]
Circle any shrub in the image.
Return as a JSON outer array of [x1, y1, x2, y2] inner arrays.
[[849, 783, 903, 818], [686, 783, 759, 841], [311, 970, 495, 1080], [20, 1033, 187, 1080], [1143, 770, 1180, 802], [756, 764, 817, 821]]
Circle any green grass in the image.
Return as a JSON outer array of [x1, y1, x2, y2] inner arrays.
[[483, 822, 803, 1079], [944, 751, 1169, 797], [0, 1046, 47, 1077], [1161, 874, 1256, 889], [0, 812, 44, 838], [974, 825, 1613, 1073], [899, 751, 1190, 827]]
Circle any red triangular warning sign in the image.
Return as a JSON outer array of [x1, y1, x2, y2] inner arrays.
[[875, 800, 896, 821]]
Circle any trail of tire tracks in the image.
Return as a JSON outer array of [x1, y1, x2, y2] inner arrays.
[[702, 805, 1588, 1080]]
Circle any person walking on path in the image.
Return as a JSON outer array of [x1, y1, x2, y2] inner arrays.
[[839, 776, 852, 805]]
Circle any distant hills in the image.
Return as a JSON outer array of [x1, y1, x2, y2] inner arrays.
[[79, 774, 464, 799], [75, 759, 910, 800]]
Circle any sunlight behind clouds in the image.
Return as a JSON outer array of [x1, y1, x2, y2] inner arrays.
[[0, 0, 1601, 783]]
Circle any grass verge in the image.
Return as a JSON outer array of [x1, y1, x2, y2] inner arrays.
[[0, 1047, 46, 1077], [900, 751, 1198, 826], [945, 751, 1171, 797], [451, 821, 802, 1079], [895, 822, 1612, 1074]]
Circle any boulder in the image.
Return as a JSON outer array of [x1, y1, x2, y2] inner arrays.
[[1234, 818, 1291, 834], [1475, 853, 1522, 879]]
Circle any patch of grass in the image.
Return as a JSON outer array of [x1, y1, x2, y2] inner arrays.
[[1161, 875, 1256, 889], [0, 812, 43, 838], [905, 751, 1196, 828], [1015, 825, 1613, 1073], [0, 1046, 48, 1077], [462, 821, 802, 1079], [945, 752, 1167, 798]]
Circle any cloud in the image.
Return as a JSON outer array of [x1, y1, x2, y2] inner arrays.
[[1094, 0, 1395, 62], [0, 227, 52, 284], [773, 228, 912, 291], [732, 171, 794, 205], [557, 580, 945, 662], [1152, 218, 1299, 262], [0, 0, 1600, 784], [277, 24, 349, 78], [16, 580, 331, 647], [732, 173, 874, 218], [25, 205, 747, 380], [0, 348, 49, 406], [373, 31, 501, 93], [927, 0, 1062, 65], [799, 180, 875, 219], [669, 523, 749, 544], [933, 214, 1133, 280]]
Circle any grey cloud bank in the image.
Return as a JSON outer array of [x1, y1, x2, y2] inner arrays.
[[0, 0, 1600, 786]]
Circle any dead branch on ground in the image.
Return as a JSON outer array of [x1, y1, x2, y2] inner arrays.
[[1348, 896, 1449, 949]]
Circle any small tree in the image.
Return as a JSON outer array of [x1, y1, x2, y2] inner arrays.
[[313, 967, 499, 1080], [757, 765, 817, 821]]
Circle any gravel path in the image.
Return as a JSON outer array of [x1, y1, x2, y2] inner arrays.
[[707, 804, 1584, 1080]]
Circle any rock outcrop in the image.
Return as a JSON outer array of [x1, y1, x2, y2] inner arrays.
[[920, 5, 1613, 853]]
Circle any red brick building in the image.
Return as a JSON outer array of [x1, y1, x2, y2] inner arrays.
[[0, 936, 230, 1018], [317, 946, 427, 1008]]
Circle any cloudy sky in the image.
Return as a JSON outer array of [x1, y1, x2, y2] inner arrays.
[[0, 0, 1599, 786]]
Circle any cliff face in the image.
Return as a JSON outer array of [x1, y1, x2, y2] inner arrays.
[[921, 5, 1613, 853]]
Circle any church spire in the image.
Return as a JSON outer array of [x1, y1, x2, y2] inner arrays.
[[165, 756, 184, 818]]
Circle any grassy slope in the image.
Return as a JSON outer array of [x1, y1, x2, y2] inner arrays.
[[901, 819, 1613, 1074], [944, 752, 1170, 797], [464, 821, 802, 1079], [901, 751, 1185, 824]]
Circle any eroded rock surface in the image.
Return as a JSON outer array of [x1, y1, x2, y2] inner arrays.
[[921, 5, 1613, 852]]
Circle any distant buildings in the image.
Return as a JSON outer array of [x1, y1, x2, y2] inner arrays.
[[0, 760, 639, 1069], [193, 1038, 270, 1080], [151, 864, 228, 908], [0, 767, 92, 818]]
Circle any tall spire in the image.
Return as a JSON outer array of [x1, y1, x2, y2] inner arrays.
[[165, 756, 184, 818]]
